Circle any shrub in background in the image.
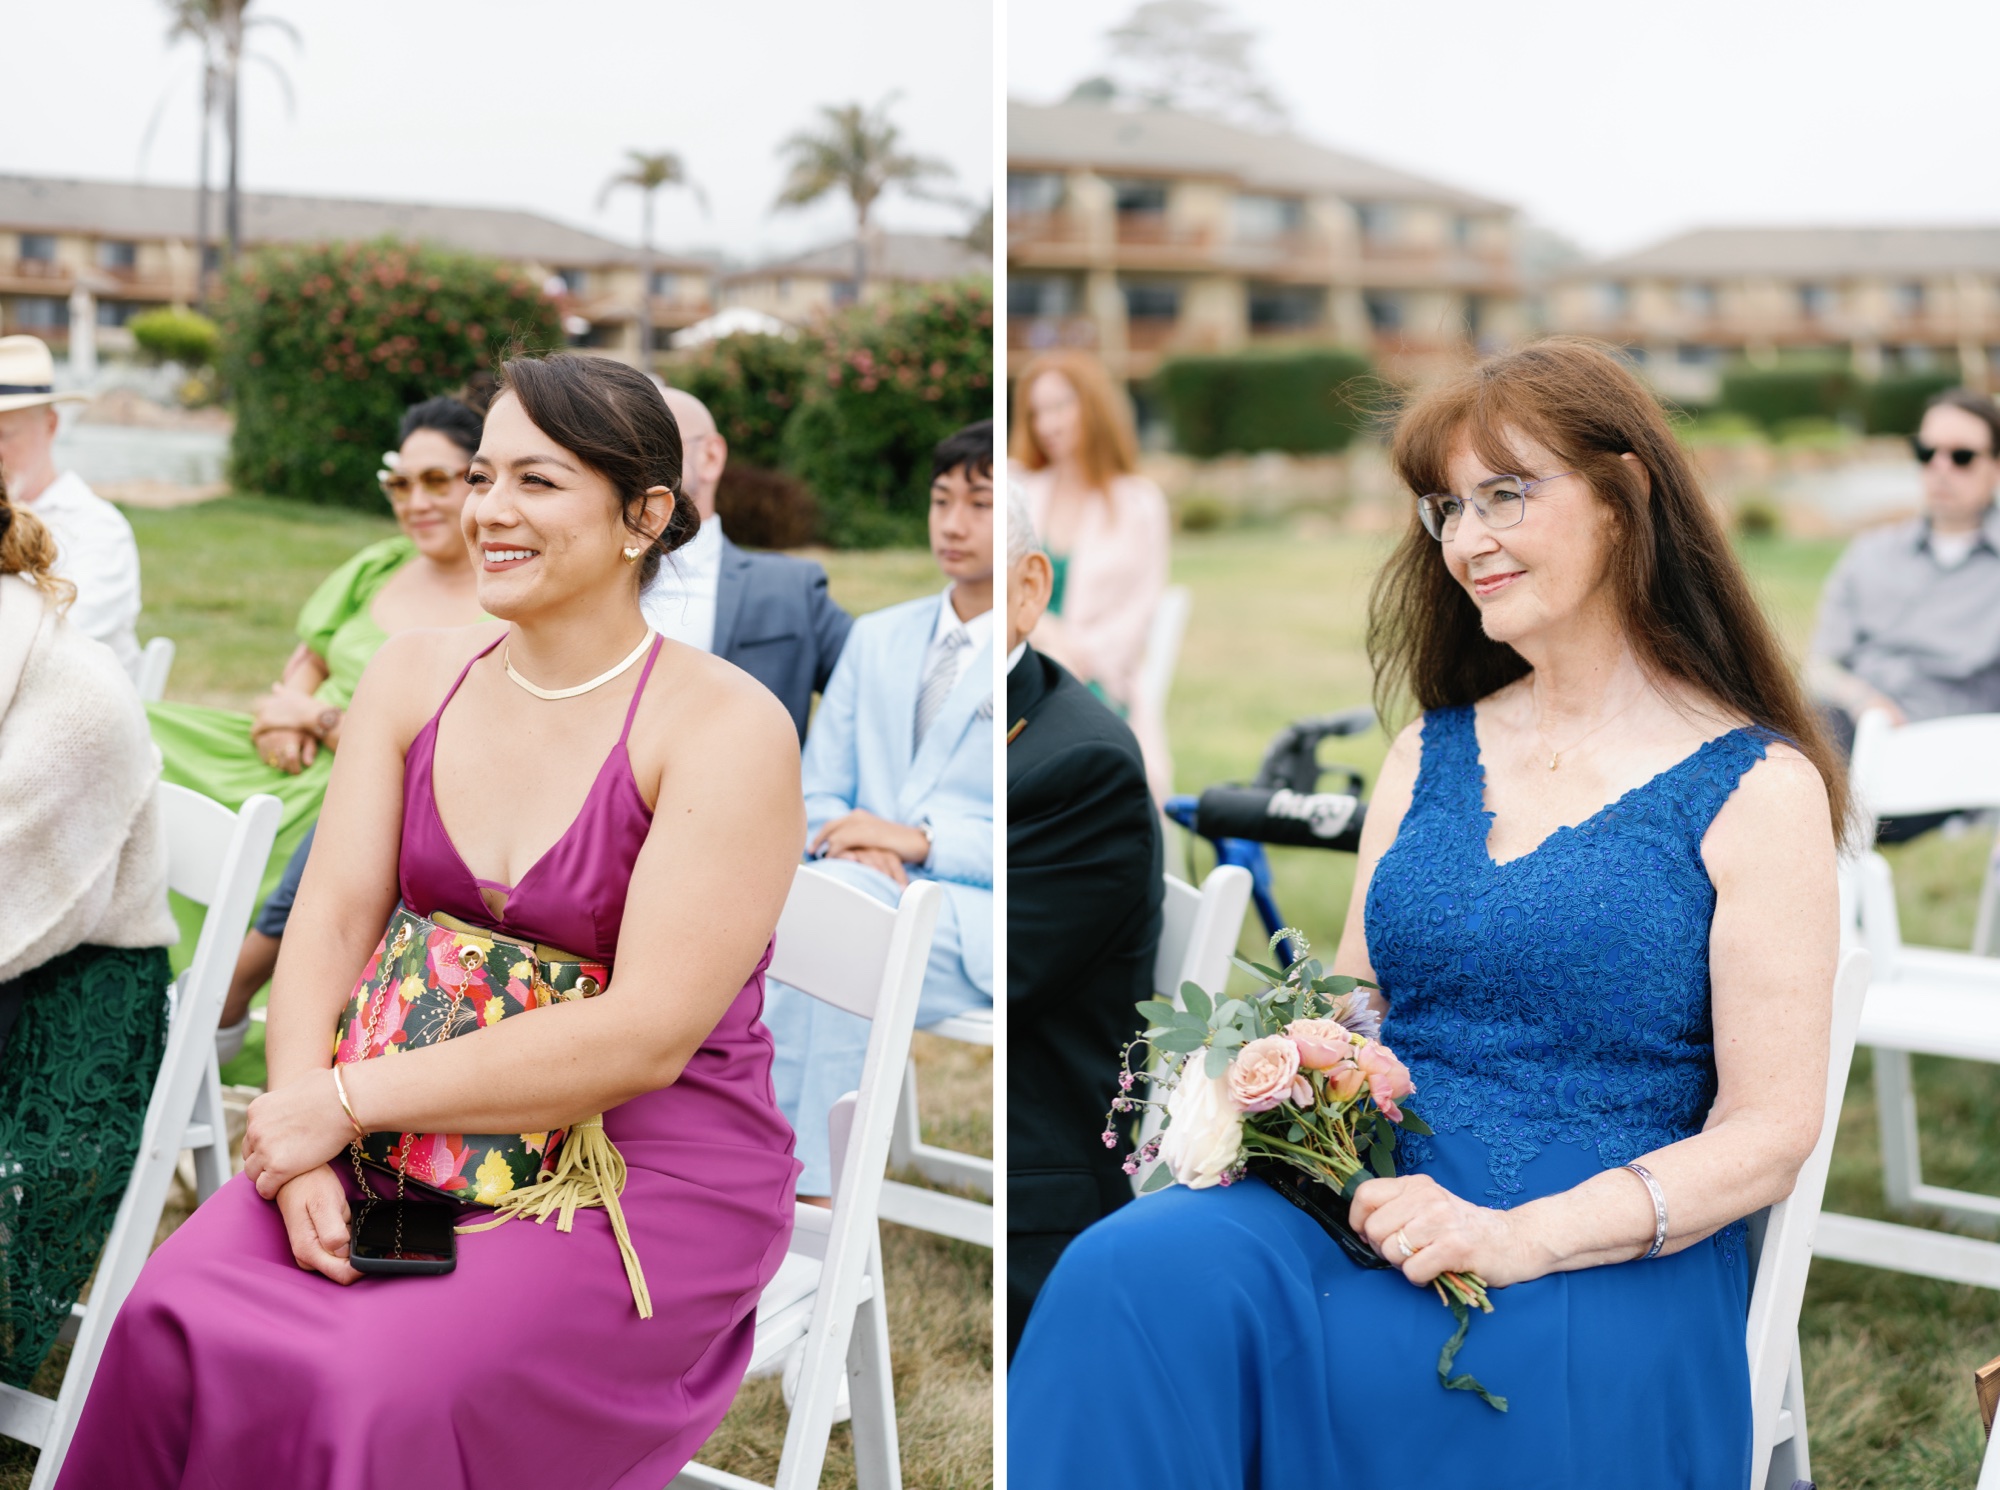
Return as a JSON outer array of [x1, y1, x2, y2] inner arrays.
[[1153, 347, 1375, 457], [672, 333, 813, 471], [219, 238, 559, 506], [714, 464, 819, 550], [1716, 362, 1856, 432], [780, 280, 993, 548], [130, 306, 220, 367], [1861, 371, 1961, 436]]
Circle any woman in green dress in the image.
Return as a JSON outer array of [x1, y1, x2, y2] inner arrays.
[[149, 397, 488, 1055]]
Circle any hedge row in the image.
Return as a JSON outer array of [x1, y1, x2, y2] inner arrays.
[[1716, 364, 1963, 436], [1152, 347, 1376, 457]]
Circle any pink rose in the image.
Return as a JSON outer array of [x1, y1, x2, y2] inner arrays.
[[1328, 1063, 1366, 1103], [1227, 1035, 1302, 1113], [1355, 1041, 1417, 1122], [1288, 1018, 1359, 1070]]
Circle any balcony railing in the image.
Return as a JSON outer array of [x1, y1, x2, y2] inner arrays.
[[1007, 315, 1099, 352], [7, 258, 70, 282]]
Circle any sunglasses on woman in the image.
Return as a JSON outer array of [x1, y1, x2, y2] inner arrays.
[[1417, 471, 1575, 541], [378, 466, 469, 500], [1911, 439, 1988, 468]]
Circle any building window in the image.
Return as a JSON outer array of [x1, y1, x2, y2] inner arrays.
[[1679, 282, 1718, 319], [1677, 343, 1717, 367], [1122, 282, 1180, 321], [96, 240, 137, 271], [1797, 283, 1831, 321], [17, 234, 55, 263], [554, 268, 587, 296], [1008, 173, 1064, 215], [1355, 203, 1398, 245], [1110, 179, 1168, 216], [648, 270, 677, 297], [96, 300, 138, 327], [1247, 282, 1321, 330], [12, 297, 68, 329], [1234, 194, 1304, 243], [1009, 275, 1074, 319], [1599, 282, 1630, 321], [1895, 281, 1925, 319], [201, 244, 222, 273], [776, 277, 792, 302], [1363, 290, 1404, 332], [831, 279, 859, 307], [1453, 214, 1475, 248]]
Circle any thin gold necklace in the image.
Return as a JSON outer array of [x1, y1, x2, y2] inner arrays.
[[503, 632, 653, 701], [1529, 675, 1646, 771]]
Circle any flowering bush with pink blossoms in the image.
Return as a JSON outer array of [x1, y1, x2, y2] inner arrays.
[[1108, 929, 1505, 1410]]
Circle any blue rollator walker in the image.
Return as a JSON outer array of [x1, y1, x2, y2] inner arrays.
[[1162, 706, 1376, 968]]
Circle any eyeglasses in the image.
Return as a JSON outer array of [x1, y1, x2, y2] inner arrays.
[[1912, 439, 1988, 469], [378, 466, 469, 500], [1416, 471, 1575, 541]]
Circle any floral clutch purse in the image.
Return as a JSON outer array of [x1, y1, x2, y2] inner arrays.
[[331, 902, 653, 1316]]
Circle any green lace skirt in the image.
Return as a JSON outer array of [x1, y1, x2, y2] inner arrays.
[[0, 944, 171, 1386]]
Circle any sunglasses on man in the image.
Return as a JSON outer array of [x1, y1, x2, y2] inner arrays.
[[377, 466, 469, 499], [1911, 439, 1990, 468]]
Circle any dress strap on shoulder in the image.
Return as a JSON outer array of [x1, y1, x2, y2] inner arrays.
[[1659, 725, 1773, 840], [436, 634, 505, 721], [1413, 705, 1483, 816], [617, 634, 665, 745]]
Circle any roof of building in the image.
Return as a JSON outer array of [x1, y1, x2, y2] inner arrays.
[[0, 173, 701, 269], [1585, 226, 2000, 280], [1007, 99, 1509, 213], [721, 231, 988, 284]]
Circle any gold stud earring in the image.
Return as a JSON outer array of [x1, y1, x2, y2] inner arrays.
[[622, 546, 644, 562]]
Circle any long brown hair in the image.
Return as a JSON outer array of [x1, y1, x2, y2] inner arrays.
[[0, 476, 74, 611], [1368, 336, 1853, 842], [1009, 349, 1140, 490]]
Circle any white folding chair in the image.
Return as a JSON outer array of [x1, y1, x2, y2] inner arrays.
[[133, 636, 176, 704], [1135, 584, 1191, 728], [1984, 1412, 2000, 1490], [672, 869, 940, 1490], [14, 785, 279, 1488], [879, 1004, 992, 1248], [1815, 710, 2000, 1291], [1745, 947, 1869, 1490], [1132, 864, 1254, 1193]]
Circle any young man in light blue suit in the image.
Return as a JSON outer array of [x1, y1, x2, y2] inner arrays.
[[765, 422, 995, 1198]]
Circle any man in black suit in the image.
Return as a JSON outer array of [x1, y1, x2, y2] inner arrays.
[[1005, 483, 1164, 1359], [642, 385, 852, 739]]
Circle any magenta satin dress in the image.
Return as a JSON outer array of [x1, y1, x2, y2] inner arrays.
[[59, 635, 800, 1490]]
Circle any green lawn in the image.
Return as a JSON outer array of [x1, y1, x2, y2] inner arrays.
[[1164, 521, 1999, 1488], [0, 498, 991, 1490]]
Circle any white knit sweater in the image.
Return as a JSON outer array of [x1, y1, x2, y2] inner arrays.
[[0, 573, 176, 986]]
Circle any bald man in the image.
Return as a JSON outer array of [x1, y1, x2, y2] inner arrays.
[[640, 384, 853, 739]]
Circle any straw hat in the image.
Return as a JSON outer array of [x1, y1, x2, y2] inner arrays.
[[0, 336, 88, 415]]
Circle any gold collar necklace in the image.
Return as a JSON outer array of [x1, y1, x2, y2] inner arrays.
[[503, 632, 654, 701]]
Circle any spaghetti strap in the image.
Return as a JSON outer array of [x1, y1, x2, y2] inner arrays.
[[618, 634, 665, 745], [435, 634, 505, 726]]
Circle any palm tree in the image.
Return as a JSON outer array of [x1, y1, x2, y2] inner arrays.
[[166, 0, 298, 270], [163, 0, 222, 303], [598, 150, 706, 369], [773, 97, 956, 301]]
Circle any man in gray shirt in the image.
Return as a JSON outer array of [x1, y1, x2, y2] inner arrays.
[[1811, 388, 2000, 768]]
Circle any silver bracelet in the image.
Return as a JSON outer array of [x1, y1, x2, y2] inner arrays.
[[1625, 1162, 1668, 1260]]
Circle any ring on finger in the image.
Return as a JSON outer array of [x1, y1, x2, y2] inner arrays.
[[1393, 1228, 1417, 1261]]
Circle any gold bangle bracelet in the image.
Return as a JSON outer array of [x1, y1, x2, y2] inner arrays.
[[331, 1063, 366, 1139]]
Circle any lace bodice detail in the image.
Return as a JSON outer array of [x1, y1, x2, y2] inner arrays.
[[1365, 705, 1770, 1207]]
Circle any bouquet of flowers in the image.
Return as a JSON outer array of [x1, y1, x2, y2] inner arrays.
[[1106, 930, 1506, 1411]]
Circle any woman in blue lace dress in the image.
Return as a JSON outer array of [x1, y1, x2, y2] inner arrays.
[[1008, 339, 1852, 1490]]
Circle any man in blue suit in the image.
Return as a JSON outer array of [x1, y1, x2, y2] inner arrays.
[[641, 385, 852, 739], [765, 420, 995, 1198]]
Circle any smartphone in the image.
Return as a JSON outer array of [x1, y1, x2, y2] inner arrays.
[[349, 1198, 457, 1275]]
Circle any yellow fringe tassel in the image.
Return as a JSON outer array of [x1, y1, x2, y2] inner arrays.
[[456, 1117, 654, 1319]]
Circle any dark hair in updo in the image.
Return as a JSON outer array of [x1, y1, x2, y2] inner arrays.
[[398, 395, 483, 458], [495, 354, 696, 585]]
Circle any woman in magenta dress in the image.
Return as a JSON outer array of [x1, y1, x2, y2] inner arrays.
[[58, 355, 807, 1490]]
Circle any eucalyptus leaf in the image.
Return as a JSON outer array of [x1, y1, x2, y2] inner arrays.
[[1231, 957, 1286, 985], [1179, 983, 1214, 1022], [1287, 1123, 1305, 1143], [1369, 1142, 1397, 1178], [1153, 1027, 1207, 1054], [1399, 1111, 1434, 1136], [1212, 1027, 1245, 1047], [1139, 1163, 1177, 1194], [1215, 999, 1252, 1026], [1135, 1000, 1178, 1028], [1170, 1011, 1210, 1033], [1204, 1046, 1233, 1079]]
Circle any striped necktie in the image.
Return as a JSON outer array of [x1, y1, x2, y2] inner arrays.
[[914, 627, 970, 746]]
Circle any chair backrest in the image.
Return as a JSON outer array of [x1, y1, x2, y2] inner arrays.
[[1136, 584, 1192, 722], [158, 785, 282, 1025], [1153, 864, 1253, 1004], [765, 866, 940, 1489], [1850, 709, 2000, 819], [134, 636, 175, 704], [1744, 946, 1870, 1486]]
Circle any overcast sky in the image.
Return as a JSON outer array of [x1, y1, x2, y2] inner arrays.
[[1, 0, 993, 265], [1009, 0, 2000, 259]]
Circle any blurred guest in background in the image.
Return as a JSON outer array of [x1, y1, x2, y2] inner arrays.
[[0, 334, 142, 673], [150, 395, 489, 1060], [1809, 386, 2000, 837], [1004, 482, 1161, 1359], [0, 481, 177, 1387], [641, 383, 852, 739], [1009, 349, 1172, 794], [765, 420, 995, 1201]]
